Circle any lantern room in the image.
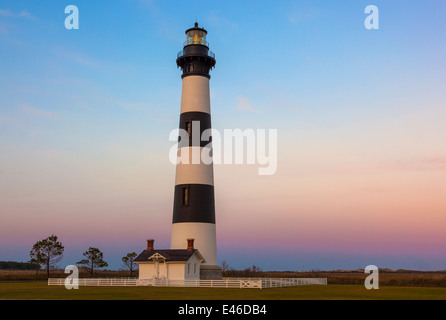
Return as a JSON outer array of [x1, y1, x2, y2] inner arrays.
[[185, 22, 208, 47]]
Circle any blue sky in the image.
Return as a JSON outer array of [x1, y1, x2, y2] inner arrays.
[[1, 1, 446, 271]]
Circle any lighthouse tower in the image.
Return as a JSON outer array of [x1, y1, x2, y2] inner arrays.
[[171, 23, 221, 279]]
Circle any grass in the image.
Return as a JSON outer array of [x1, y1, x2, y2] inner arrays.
[[3, 270, 446, 287], [0, 282, 445, 300], [1, 270, 445, 300]]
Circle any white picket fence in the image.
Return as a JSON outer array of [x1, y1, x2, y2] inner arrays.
[[49, 277, 327, 289], [48, 278, 138, 287], [222, 277, 327, 288], [136, 278, 263, 288], [261, 278, 327, 288]]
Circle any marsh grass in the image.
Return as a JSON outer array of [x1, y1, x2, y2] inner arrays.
[[252, 271, 446, 287], [0, 269, 135, 281]]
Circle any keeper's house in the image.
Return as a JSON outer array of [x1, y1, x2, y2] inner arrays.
[[134, 239, 205, 280]]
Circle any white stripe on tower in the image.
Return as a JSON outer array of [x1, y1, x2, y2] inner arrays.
[[180, 76, 211, 114], [175, 147, 214, 186]]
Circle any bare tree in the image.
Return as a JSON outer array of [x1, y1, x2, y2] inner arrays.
[[122, 252, 138, 277], [28, 257, 41, 278], [251, 265, 262, 273], [221, 260, 229, 272], [77, 247, 108, 277], [30, 235, 64, 278]]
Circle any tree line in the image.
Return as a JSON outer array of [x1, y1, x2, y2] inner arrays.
[[27, 235, 138, 278], [0, 261, 38, 270]]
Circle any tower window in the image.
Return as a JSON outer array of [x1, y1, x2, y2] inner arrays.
[[182, 186, 189, 206], [185, 121, 192, 136]]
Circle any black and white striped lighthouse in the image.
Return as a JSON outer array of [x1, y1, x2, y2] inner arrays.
[[171, 23, 221, 279]]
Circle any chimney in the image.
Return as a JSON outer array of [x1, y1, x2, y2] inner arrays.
[[147, 239, 154, 251], [187, 238, 195, 251]]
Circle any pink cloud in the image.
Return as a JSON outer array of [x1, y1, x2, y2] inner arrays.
[[20, 103, 55, 118]]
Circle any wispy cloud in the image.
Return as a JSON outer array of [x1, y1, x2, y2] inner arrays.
[[0, 9, 34, 35], [256, 86, 303, 112], [386, 155, 446, 173], [111, 100, 148, 111], [137, 0, 157, 9], [287, 12, 313, 25], [0, 9, 34, 19], [206, 13, 238, 31], [54, 49, 101, 68], [424, 156, 446, 165], [421, 155, 446, 170], [0, 22, 9, 35], [286, 7, 318, 25], [135, 0, 182, 42], [236, 95, 260, 113], [97, 96, 158, 113], [20, 103, 55, 118], [0, 115, 11, 124]]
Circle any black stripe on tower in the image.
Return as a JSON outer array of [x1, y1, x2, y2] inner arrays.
[[178, 111, 212, 148], [176, 39, 216, 79], [172, 184, 215, 224]]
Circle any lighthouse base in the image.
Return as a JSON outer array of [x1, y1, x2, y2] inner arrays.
[[200, 265, 222, 280]]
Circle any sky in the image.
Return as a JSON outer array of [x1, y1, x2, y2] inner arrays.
[[1, 0, 446, 271]]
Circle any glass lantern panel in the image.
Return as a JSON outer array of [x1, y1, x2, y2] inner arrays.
[[186, 30, 207, 45]]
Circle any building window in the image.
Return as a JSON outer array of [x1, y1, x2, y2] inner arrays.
[[187, 263, 190, 274], [194, 263, 197, 275], [182, 186, 189, 206]]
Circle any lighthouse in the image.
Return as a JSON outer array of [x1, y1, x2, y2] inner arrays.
[[170, 23, 221, 280]]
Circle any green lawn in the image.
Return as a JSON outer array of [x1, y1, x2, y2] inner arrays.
[[0, 282, 445, 300]]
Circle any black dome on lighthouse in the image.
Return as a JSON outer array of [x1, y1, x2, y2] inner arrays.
[[185, 22, 208, 36]]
